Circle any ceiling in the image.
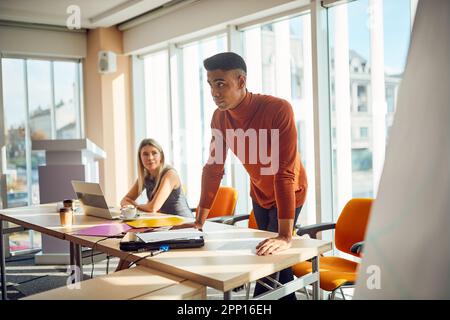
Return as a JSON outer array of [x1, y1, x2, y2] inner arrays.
[[0, 0, 175, 29]]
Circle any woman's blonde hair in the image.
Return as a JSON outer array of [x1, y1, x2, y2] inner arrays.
[[136, 138, 171, 198]]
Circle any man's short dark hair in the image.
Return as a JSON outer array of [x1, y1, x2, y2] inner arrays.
[[203, 52, 247, 74]]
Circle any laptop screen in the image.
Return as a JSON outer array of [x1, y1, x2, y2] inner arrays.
[[75, 192, 109, 210], [72, 181, 110, 210]]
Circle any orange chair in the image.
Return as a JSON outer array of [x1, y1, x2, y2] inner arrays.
[[293, 198, 373, 299], [208, 186, 238, 218], [191, 186, 238, 223], [225, 209, 257, 227], [222, 209, 255, 226], [247, 210, 258, 229]]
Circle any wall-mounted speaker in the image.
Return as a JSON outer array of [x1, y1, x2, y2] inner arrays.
[[98, 51, 117, 74]]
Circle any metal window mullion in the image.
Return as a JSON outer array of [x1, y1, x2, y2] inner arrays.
[[310, 0, 333, 229], [165, 49, 174, 164], [227, 24, 252, 214], [0, 58, 11, 258], [0, 59, 7, 210], [131, 55, 146, 170], [227, 25, 240, 189], [77, 62, 84, 139], [198, 44, 206, 166], [168, 45, 179, 174], [50, 61, 56, 139], [23, 60, 32, 206], [173, 46, 188, 196]]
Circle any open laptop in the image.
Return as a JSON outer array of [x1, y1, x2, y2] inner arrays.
[[71, 180, 121, 220]]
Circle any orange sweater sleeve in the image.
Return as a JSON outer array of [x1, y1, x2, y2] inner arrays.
[[198, 117, 228, 209], [272, 101, 297, 219]]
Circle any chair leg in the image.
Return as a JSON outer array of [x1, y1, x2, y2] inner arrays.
[[339, 287, 346, 300], [296, 286, 311, 300], [106, 256, 110, 275], [328, 290, 337, 300], [245, 283, 251, 300], [304, 287, 311, 300]]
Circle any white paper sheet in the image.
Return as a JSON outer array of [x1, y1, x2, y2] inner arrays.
[[136, 228, 204, 243], [216, 239, 261, 251]]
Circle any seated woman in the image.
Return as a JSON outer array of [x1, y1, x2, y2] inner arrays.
[[116, 138, 192, 271]]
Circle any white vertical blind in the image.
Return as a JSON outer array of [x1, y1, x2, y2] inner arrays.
[[334, 4, 353, 213]]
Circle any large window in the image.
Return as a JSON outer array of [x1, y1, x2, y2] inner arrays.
[[143, 50, 172, 162], [328, 0, 413, 218], [132, 0, 416, 245], [1, 57, 83, 253], [141, 36, 227, 208], [54, 61, 82, 139], [242, 13, 315, 226], [174, 35, 227, 207], [2, 59, 28, 210]]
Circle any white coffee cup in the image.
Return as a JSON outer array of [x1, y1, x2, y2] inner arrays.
[[121, 205, 137, 219]]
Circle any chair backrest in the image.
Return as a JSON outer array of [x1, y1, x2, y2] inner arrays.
[[248, 210, 258, 229], [335, 198, 373, 257], [207, 186, 238, 218]]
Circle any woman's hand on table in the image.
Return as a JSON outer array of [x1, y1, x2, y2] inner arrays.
[[120, 197, 137, 208], [136, 203, 157, 213]]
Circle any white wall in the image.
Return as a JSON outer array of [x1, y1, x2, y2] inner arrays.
[[122, 0, 310, 55], [0, 25, 86, 58], [354, 0, 450, 299]]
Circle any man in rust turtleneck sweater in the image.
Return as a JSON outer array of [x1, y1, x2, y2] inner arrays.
[[189, 52, 307, 299]]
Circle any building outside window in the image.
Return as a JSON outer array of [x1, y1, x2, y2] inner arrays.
[[329, 0, 413, 219], [360, 126, 369, 138], [357, 84, 368, 112]]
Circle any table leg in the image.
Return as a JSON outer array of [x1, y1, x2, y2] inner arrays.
[[75, 243, 83, 282], [0, 219, 7, 300], [69, 242, 83, 282], [69, 242, 75, 268], [69, 242, 75, 283], [312, 255, 320, 300]]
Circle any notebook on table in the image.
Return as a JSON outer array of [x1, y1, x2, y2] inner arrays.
[[125, 215, 185, 228], [71, 223, 132, 237]]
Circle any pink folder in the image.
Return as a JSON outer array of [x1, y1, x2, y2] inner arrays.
[[72, 223, 132, 237]]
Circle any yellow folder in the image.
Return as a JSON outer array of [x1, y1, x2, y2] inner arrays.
[[125, 216, 185, 228]]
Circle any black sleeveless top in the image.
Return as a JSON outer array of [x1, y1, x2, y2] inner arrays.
[[144, 170, 193, 218]]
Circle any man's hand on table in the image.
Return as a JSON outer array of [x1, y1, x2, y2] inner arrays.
[[171, 221, 203, 230], [256, 235, 292, 256]]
